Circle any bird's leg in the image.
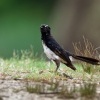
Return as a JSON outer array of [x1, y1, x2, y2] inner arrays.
[[53, 60, 66, 77], [53, 60, 73, 79], [53, 60, 60, 72]]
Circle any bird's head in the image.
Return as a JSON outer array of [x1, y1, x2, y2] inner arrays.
[[40, 24, 51, 36]]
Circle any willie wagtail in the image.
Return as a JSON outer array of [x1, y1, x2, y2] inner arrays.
[[40, 24, 100, 72]]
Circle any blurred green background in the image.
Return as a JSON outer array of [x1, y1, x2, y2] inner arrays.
[[0, 0, 100, 58], [0, 0, 56, 57]]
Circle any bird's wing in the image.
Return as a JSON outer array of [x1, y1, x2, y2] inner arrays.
[[45, 37, 71, 63]]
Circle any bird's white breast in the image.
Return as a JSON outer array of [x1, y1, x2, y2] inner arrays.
[[42, 41, 59, 60]]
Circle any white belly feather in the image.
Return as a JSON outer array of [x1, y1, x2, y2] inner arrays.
[[42, 41, 59, 60]]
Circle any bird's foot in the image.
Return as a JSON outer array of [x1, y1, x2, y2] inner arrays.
[[62, 73, 73, 79], [55, 70, 73, 79]]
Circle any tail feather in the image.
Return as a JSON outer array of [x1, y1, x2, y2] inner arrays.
[[72, 55, 100, 65]]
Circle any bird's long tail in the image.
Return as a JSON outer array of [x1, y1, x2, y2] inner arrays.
[[72, 55, 100, 65]]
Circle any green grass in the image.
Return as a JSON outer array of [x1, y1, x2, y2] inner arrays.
[[0, 49, 99, 82]]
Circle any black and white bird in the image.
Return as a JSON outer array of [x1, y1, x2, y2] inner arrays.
[[40, 24, 100, 72]]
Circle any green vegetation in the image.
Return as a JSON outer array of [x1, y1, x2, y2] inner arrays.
[[0, 45, 99, 82], [0, 49, 99, 82], [79, 83, 96, 98]]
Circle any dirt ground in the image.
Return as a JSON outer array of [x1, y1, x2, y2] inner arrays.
[[0, 77, 100, 100], [0, 79, 55, 100]]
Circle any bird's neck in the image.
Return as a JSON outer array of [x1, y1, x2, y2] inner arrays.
[[41, 33, 52, 41]]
